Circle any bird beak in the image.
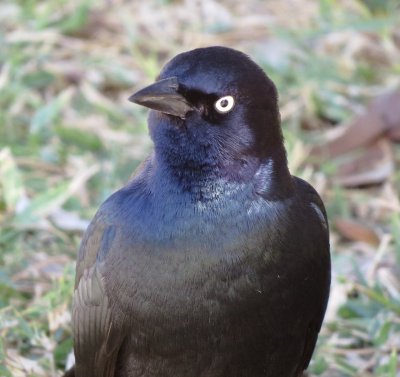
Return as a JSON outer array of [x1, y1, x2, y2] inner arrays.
[[128, 77, 193, 119]]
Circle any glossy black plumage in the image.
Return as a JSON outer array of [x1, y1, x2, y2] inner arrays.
[[67, 46, 331, 377]]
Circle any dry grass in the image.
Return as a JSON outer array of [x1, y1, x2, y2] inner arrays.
[[1, 0, 400, 376]]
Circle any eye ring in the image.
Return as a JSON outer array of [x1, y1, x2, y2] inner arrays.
[[214, 95, 235, 113]]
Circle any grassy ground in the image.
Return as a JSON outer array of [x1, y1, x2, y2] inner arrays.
[[1, 0, 400, 376]]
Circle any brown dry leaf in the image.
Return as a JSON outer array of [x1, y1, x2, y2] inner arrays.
[[311, 90, 400, 158], [335, 137, 394, 187], [310, 90, 400, 187], [334, 218, 380, 246]]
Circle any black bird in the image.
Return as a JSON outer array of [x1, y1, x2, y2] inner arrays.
[[67, 46, 330, 377]]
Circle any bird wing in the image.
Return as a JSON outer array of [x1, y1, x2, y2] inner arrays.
[[293, 177, 330, 372], [72, 214, 125, 377]]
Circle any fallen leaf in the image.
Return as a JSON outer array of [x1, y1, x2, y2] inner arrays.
[[335, 138, 394, 187], [334, 218, 380, 246], [311, 90, 400, 158]]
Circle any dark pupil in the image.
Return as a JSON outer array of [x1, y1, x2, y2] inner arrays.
[[220, 99, 228, 107]]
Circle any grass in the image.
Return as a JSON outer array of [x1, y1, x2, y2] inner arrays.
[[1, 0, 400, 376]]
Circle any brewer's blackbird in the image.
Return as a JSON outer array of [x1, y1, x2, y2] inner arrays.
[[68, 46, 330, 377]]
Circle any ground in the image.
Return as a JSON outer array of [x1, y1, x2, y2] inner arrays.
[[0, 0, 400, 376]]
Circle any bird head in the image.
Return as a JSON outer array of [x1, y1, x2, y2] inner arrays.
[[129, 46, 288, 184]]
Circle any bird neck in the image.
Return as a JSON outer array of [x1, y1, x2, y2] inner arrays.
[[147, 112, 293, 199], [147, 144, 293, 201]]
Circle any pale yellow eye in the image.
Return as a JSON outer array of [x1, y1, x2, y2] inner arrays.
[[214, 95, 235, 113]]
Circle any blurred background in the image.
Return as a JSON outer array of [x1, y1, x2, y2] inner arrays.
[[1, 0, 400, 376]]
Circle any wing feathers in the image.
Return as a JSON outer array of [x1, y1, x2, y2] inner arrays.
[[73, 265, 123, 377]]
